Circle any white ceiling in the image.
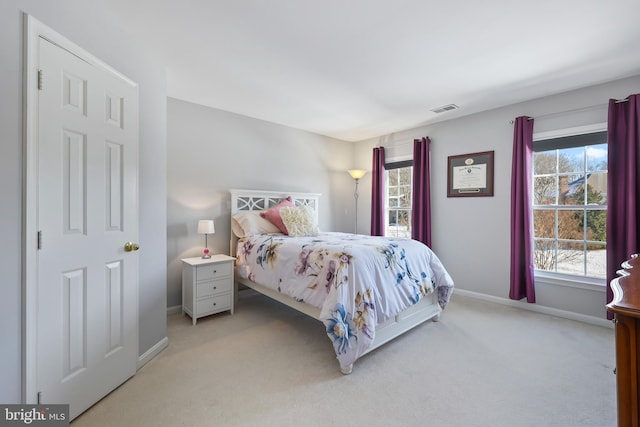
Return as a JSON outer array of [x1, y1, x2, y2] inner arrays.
[[105, 0, 640, 142]]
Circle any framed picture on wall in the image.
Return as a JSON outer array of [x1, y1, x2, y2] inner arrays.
[[447, 150, 494, 197]]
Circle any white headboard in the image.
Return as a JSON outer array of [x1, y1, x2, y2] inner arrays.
[[229, 189, 321, 256]]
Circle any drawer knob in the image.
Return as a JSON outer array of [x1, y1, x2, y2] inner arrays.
[[213, 270, 217, 273], [213, 286, 217, 290], [213, 302, 217, 306]]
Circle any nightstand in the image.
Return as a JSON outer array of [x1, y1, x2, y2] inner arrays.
[[182, 254, 235, 325]]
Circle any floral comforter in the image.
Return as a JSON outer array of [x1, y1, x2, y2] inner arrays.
[[235, 232, 454, 370]]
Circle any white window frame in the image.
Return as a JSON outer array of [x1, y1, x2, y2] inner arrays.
[[384, 159, 413, 238], [532, 123, 607, 288]]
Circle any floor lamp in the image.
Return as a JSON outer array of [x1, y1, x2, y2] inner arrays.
[[348, 169, 366, 234]]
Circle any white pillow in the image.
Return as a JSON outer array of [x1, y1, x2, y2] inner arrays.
[[279, 205, 319, 237], [231, 211, 282, 238]]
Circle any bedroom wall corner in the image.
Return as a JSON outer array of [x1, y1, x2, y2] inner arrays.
[[166, 98, 352, 309]]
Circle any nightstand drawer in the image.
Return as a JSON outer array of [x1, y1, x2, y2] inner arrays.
[[196, 293, 231, 315], [196, 278, 232, 298], [196, 262, 232, 281], [182, 255, 235, 325]]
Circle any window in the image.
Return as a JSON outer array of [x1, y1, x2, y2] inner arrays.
[[532, 131, 607, 279], [385, 160, 412, 238]]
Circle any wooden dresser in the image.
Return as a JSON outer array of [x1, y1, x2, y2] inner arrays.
[[607, 254, 640, 427]]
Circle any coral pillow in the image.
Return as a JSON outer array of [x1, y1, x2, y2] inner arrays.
[[260, 196, 294, 234]]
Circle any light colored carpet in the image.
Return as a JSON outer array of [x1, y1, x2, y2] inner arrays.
[[72, 293, 616, 427]]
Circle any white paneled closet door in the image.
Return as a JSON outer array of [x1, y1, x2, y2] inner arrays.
[[35, 35, 139, 420]]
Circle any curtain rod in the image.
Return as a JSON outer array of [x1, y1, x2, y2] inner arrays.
[[509, 102, 610, 124], [378, 138, 429, 148]]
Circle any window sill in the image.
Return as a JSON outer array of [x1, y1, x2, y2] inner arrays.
[[534, 271, 606, 292]]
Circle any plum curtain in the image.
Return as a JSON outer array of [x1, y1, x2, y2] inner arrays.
[[510, 116, 536, 302], [370, 147, 386, 236], [412, 137, 432, 247], [606, 94, 640, 319]]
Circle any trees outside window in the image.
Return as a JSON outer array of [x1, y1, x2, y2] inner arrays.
[[385, 163, 412, 238], [532, 134, 607, 279]]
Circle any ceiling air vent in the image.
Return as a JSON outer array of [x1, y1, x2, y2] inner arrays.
[[430, 104, 459, 114]]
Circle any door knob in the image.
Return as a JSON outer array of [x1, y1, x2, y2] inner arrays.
[[124, 242, 140, 252]]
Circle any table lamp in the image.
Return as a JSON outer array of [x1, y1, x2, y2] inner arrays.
[[197, 219, 215, 259]]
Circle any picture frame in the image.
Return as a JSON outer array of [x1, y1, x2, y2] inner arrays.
[[447, 150, 494, 197]]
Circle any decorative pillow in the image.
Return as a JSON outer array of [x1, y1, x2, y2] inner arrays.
[[259, 196, 294, 234], [231, 211, 282, 238], [279, 205, 319, 237]]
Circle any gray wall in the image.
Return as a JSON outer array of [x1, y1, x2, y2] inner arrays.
[[166, 98, 353, 309], [167, 77, 640, 316], [2, 0, 635, 404], [0, 0, 167, 403], [354, 75, 640, 319]]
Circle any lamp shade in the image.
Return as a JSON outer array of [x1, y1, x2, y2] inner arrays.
[[197, 219, 215, 234], [348, 169, 367, 180]]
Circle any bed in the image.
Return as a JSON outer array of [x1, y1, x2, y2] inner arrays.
[[229, 189, 454, 374]]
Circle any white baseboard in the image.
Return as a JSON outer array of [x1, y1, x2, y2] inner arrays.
[[453, 288, 613, 329], [165, 289, 612, 329], [137, 337, 168, 370], [167, 305, 182, 315]]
